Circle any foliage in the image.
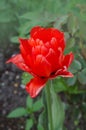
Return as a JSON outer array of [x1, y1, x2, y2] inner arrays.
[[3, 0, 86, 129], [7, 95, 43, 130], [51, 88, 65, 130], [7, 107, 27, 118], [1, 0, 86, 44]]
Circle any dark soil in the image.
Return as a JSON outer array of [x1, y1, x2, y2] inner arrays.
[[0, 44, 86, 130], [0, 44, 27, 130], [0, 118, 25, 130]]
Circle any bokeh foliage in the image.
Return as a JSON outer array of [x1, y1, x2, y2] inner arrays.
[[0, 0, 86, 44]]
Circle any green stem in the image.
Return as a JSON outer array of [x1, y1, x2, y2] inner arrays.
[[45, 80, 54, 130]]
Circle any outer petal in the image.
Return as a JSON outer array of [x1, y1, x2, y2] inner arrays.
[[26, 77, 48, 98], [19, 38, 35, 68], [6, 54, 31, 73], [48, 28, 64, 40], [59, 71, 73, 77], [50, 66, 73, 79], [62, 52, 74, 68], [30, 26, 43, 37], [55, 67, 73, 77], [19, 38, 31, 55], [59, 38, 65, 51], [30, 27, 53, 43]]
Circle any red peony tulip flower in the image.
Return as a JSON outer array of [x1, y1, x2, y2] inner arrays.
[[7, 26, 74, 98]]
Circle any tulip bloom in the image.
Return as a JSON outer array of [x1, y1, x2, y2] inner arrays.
[[7, 26, 74, 98]]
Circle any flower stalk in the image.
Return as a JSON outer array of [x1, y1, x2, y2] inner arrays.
[[45, 80, 54, 130]]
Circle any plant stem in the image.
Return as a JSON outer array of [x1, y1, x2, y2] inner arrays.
[[45, 80, 54, 130]]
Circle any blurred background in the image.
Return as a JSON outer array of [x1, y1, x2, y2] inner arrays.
[[0, 0, 86, 130]]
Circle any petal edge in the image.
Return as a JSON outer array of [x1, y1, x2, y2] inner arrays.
[[6, 54, 31, 73], [26, 77, 48, 98]]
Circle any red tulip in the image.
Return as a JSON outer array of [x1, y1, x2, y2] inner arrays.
[[7, 26, 74, 98]]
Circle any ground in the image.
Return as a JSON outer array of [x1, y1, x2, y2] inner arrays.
[[0, 44, 27, 130]]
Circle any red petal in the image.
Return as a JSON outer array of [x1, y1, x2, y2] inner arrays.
[[46, 48, 63, 72], [49, 28, 65, 51], [30, 26, 65, 51], [33, 55, 51, 77], [55, 68, 73, 77], [26, 77, 48, 98], [59, 38, 65, 51], [32, 44, 48, 57], [50, 37, 58, 51], [19, 38, 31, 55], [30, 26, 42, 37], [50, 67, 73, 79], [6, 54, 31, 73], [31, 27, 52, 43], [19, 38, 35, 68], [48, 28, 62, 37], [63, 52, 74, 68], [59, 71, 73, 77]]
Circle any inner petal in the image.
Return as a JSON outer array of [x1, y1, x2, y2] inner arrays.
[[46, 48, 63, 72], [33, 54, 51, 77]]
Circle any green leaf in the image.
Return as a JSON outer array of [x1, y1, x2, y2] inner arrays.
[[38, 92, 48, 130], [19, 21, 32, 35], [64, 32, 70, 41], [21, 72, 32, 85], [69, 60, 82, 73], [66, 75, 77, 86], [10, 36, 19, 44], [26, 96, 33, 108], [66, 38, 75, 49], [37, 124, 44, 130], [78, 68, 86, 85], [7, 107, 27, 118], [67, 85, 86, 94], [38, 109, 48, 130], [19, 19, 43, 35], [33, 99, 43, 112], [53, 78, 67, 93], [67, 85, 78, 94], [19, 12, 40, 20], [25, 119, 33, 130], [67, 15, 79, 36], [51, 88, 65, 130], [54, 15, 68, 29]]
